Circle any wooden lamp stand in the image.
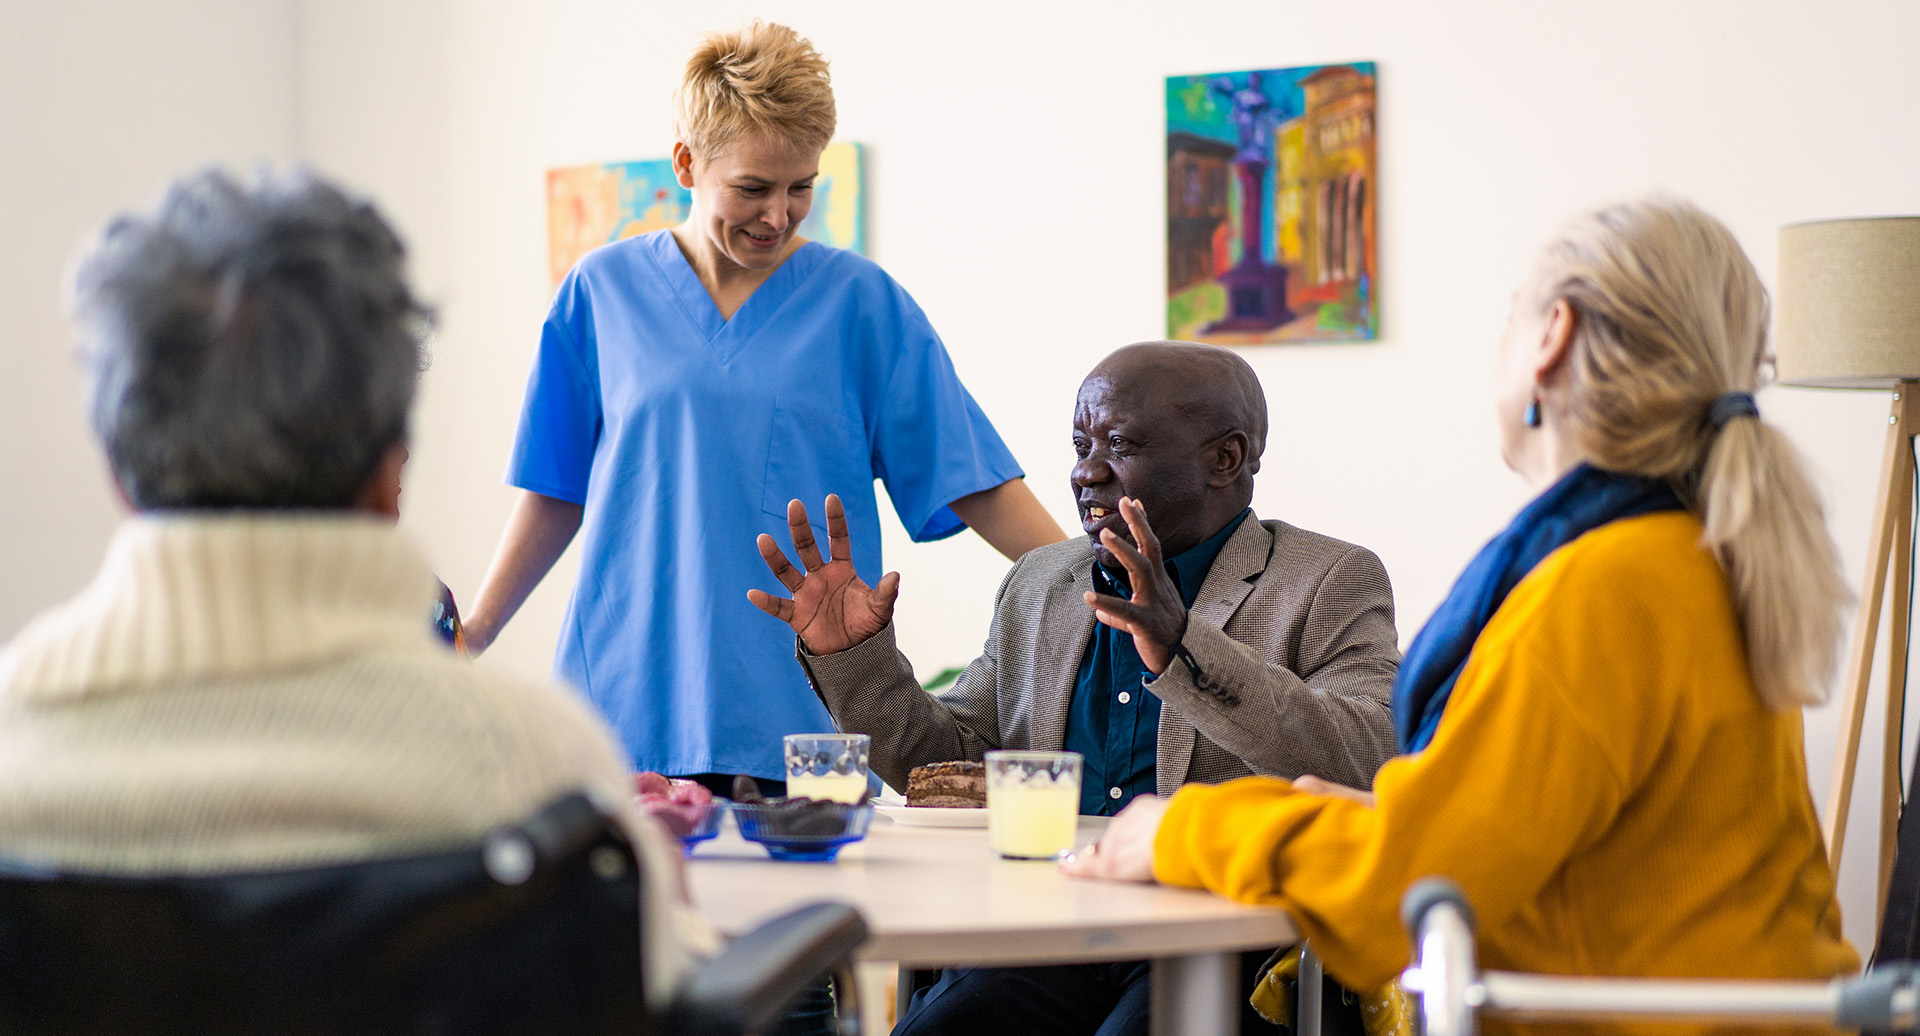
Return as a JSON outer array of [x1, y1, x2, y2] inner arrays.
[[1776, 215, 1920, 936], [1824, 381, 1920, 925]]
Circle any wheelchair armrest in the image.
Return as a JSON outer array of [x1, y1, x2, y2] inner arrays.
[[662, 902, 869, 1036]]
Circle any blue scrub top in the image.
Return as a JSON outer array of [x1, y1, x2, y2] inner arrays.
[[507, 230, 1024, 780]]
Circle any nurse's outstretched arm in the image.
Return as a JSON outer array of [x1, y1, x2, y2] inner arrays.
[[463, 490, 585, 656], [948, 478, 1067, 561]]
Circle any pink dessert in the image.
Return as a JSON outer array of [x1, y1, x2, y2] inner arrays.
[[632, 772, 717, 839]]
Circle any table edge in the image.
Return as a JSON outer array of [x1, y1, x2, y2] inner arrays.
[[854, 913, 1299, 968]]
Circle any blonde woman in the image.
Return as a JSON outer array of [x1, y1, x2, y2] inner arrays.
[[465, 22, 1061, 794], [1067, 198, 1860, 1035]]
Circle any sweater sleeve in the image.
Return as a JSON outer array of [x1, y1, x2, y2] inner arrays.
[[1153, 588, 1643, 990], [469, 676, 721, 1009]]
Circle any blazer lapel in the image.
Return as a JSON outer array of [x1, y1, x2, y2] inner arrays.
[[1156, 513, 1272, 788], [1030, 555, 1097, 752], [1190, 513, 1270, 631]]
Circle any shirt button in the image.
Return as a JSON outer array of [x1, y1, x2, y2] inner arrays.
[[1109, 787, 1123, 800], [1117, 691, 1132, 704]]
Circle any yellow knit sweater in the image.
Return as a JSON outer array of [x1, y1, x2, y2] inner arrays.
[[1154, 512, 1858, 1036]]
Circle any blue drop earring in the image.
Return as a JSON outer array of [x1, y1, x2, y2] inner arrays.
[[1524, 396, 1542, 429]]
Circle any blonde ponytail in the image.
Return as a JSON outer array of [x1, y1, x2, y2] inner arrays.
[[1699, 417, 1849, 707], [1528, 198, 1849, 709]]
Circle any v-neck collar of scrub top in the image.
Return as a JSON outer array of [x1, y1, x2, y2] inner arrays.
[[645, 231, 827, 363]]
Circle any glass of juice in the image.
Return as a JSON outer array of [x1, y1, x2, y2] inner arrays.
[[985, 750, 1082, 860], [783, 733, 871, 803]]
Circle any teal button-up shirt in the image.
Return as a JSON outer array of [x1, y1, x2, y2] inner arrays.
[[1064, 509, 1250, 815]]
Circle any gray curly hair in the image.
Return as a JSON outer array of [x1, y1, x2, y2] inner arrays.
[[70, 167, 431, 510]]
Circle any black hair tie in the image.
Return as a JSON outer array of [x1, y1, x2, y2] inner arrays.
[[1708, 391, 1759, 430]]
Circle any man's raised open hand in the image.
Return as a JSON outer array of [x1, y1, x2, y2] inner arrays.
[[748, 494, 900, 656], [1083, 496, 1189, 674]]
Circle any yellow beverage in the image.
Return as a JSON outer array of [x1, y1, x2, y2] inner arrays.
[[988, 781, 1079, 859], [787, 771, 869, 803]]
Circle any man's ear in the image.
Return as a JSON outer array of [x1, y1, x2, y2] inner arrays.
[[1207, 430, 1250, 488], [671, 141, 696, 189], [353, 443, 408, 522]]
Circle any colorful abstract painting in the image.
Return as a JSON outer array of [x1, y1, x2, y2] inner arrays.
[[546, 141, 866, 287], [1166, 63, 1377, 345]]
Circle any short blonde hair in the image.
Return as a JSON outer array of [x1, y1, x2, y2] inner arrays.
[[672, 21, 835, 160], [1526, 197, 1849, 710]]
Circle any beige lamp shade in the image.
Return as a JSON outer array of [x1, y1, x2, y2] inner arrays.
[[1776, 216, 1920, 388]]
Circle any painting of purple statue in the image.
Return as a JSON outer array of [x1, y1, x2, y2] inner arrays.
[[1167, 62, 1377, 345]]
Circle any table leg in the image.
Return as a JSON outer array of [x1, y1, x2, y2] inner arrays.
[[856, 960, 896, 1035], [896, 963, 917, 1025], [1152, 951, 1239, 1036], [1298, 942, 1324, 1036]]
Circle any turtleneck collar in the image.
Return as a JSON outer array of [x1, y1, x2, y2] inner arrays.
[[1, 512, 440, 704]]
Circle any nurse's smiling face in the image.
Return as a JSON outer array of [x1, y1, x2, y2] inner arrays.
[[673, 132, 820, 275]]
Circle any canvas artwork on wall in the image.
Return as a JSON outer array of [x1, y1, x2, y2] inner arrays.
[[546, 141, 866, 287], [1166, 63, 1377, 345]]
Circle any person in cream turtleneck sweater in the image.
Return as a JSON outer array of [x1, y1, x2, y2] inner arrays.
[[0, 168, 713, 1008]]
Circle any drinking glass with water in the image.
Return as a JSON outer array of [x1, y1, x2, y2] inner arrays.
[[783, 733, 871, 803]]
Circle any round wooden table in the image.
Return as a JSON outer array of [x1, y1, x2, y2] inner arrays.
[[688, 811, 1297, 1035]]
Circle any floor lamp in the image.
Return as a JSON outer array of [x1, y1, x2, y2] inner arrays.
[[1775, 216, 1920, 925]]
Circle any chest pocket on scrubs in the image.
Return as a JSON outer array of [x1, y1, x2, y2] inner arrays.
[[762, 397, 871, 522]]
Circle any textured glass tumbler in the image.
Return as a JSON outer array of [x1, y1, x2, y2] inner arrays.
[[985, 750, 1083, 859], [783, 733, 871, 803]]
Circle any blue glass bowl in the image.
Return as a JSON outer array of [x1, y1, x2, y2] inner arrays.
[[733, 801, 874, 862], [676, 800, 727, 855]]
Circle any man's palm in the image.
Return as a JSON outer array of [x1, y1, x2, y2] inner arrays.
[[748, 495, 900, 656], [783, 556, 895, 655]]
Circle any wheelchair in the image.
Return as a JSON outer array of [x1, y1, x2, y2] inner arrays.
[[0, 790, 866, 1036]]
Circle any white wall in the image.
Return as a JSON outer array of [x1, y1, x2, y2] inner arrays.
[[4, 0, 1918, 955], [0, 0, 299, 636]]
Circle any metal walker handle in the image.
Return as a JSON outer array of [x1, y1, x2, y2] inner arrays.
[[1398, 878, 1920, 1036]]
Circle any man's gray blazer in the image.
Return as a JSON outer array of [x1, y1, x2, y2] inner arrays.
[[796, 512, 1401, 795]]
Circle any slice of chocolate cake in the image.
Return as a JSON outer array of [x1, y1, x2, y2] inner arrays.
[[906, 760, 987, 808]]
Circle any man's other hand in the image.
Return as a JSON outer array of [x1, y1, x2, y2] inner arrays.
[[1083, 497, 1189, 674]]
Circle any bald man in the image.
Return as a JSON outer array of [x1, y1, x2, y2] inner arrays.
[[756, 339, 1398, 793], [753, 341, 1399, 1035]]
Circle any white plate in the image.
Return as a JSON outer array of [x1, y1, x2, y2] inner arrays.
[[875, 803, 989, 828]]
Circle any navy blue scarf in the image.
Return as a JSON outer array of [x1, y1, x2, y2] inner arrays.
[[1390, 463, 1684, 753]]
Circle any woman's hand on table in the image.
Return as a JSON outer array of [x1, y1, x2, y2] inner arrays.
[[1060, 794, 1171, 884], [749, 494, 899, 655], [1293, 775, 1376, 808]]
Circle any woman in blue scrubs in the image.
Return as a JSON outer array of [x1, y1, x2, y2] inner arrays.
[[463, 21, 1062, 794]]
